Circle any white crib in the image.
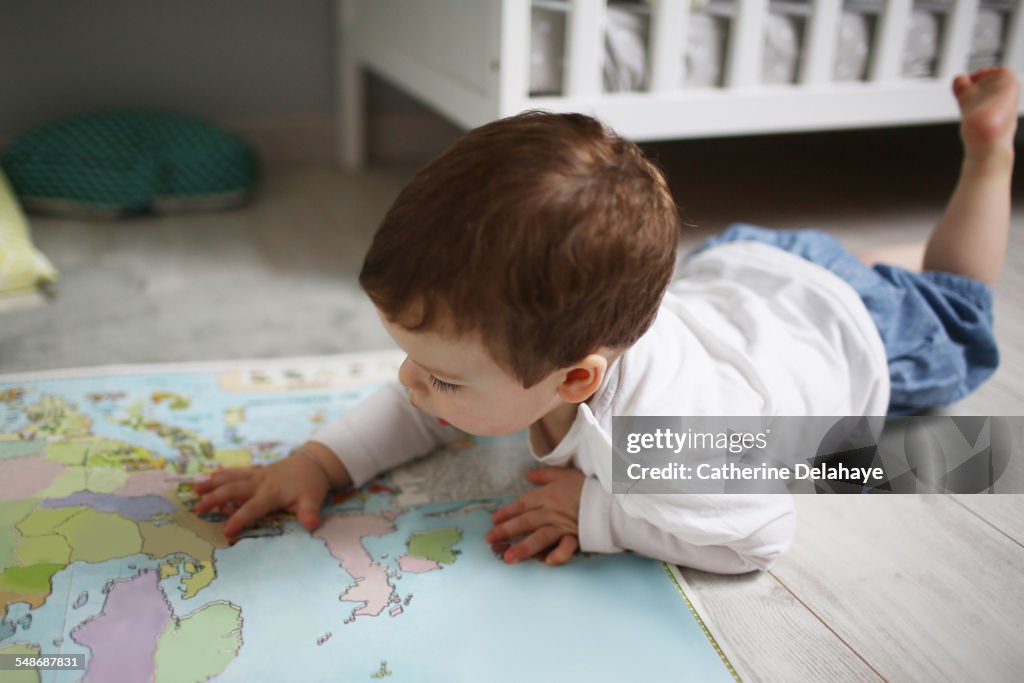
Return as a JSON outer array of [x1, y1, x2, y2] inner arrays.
[[336, 0, 1024, 168]]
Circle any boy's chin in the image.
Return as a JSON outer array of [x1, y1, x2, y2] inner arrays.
[[456, 420, 532, 438]]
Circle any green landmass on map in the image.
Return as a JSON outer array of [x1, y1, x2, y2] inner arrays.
[[406, 528, 463, 565], [0, 642, 41, 683], [23, 397, 91, 439], [152, 391, 191, 410], [0, 563, 64, 595], [115, 400, 213, 467], [153, 601, 243, 683], [0, 394, 232, 620]]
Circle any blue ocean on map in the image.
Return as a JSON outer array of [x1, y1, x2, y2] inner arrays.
[[0, 362, 737, 682]]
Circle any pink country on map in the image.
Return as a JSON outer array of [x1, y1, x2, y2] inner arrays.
[[71, 569, 243, 682], [71, 570, 172, 683], [0, 455, 65, 501], [314, 513, 402, 619], [113, 469, 185, 497]]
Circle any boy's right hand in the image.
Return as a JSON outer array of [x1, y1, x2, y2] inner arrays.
[[192, 442, 350, 539]]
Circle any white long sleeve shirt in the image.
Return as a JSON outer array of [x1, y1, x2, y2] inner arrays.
[[312, 241, 891, 573]]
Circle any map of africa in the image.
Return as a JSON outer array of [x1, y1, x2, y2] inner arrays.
[[0, 352, 739, 682]]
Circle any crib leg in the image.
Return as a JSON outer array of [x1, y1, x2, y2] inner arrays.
[[337, 0, 366, 170]]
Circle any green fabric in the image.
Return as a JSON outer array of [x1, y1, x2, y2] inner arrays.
[[1, 110, 258, 215]]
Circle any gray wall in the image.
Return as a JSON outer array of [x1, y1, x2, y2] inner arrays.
[[0, 1, 466, 165], [1, 0, 336, 155]]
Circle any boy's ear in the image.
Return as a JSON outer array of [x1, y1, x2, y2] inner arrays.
[[556, 354, 608, 404]]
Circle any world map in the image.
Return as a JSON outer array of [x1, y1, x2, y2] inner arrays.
[[0, 353, 739, 682]]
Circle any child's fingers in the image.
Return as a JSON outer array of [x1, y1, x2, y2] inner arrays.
[[222, 493, 278, 539], [545, 535, 578, 566], [194, 479, 254, 509], [504, 526, 562, 563], [294, 494, 323, 532], [193, 480, 257, 513], [192, 473, 219, 493], [193, 467, 254, 493], [486, 509, 546, 544], [491, 497, 538, 525]]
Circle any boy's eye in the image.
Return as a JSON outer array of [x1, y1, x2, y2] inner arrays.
[[428, 375, 461, 393]]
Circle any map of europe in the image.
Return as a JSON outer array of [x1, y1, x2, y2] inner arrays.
[[0, 352, 739, 682]]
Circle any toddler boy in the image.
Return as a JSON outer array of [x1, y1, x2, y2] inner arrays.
[[195, 68, 1017, 573]]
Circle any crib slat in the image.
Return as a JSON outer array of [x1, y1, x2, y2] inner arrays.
[[938, 0, 980, 79], [800, 0, 841, 85], [869, 0, 912, 81], [649, 0, 690, 92], [727, 0, 768, 88], [1005, 0, 1024, 73], [499, 0, 531, 114], [565, 0, 606, 97], [338, 0, 364, 169]]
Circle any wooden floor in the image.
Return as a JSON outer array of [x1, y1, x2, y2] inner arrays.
[[685, 494, 1024, 682], [662, 129, 1024, 683], [3, 124, 1023, 681]]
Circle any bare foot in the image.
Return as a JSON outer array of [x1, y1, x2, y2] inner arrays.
[[953, 67, 1020, 162]]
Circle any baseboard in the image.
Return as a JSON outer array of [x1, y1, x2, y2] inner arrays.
[[366, 109, 463, 166], [0, 115, 339, 168], [225, 114, 337, 166], [225, 108, 461, 168], [1, 106, 462, 169]]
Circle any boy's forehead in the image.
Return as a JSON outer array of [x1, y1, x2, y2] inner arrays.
[[378, 310, 496, 378], [409, 331, 496, 380]]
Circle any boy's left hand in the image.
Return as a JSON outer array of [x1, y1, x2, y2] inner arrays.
[[486, 466, 585, 566]]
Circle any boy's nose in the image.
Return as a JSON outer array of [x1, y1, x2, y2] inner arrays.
[[398, 357, 425, 393]]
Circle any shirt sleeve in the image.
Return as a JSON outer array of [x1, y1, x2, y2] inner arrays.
[[308, 381, 459, 487], [577, 476, 796, 574]]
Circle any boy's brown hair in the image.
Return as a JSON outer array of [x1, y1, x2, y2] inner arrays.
[[360, 111, 682, 387]]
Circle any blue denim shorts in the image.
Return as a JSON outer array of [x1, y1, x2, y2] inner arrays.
[[686, 224, 999, 415]]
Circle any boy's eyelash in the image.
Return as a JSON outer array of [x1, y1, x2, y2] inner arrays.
[[428, 375, 461, 393]]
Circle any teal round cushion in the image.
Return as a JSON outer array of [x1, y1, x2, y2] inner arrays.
[[1, 110, 259, 217]]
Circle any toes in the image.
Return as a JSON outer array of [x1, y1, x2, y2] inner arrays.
[[957, 67, 1017, 100], [953, 74, 972, 100], [969, 66, 1004, 84]]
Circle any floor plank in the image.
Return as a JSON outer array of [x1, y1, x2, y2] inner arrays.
[[679, 568, 884, 683], [949, 494, 1024, 547], [771, 495, 1024, 682]]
